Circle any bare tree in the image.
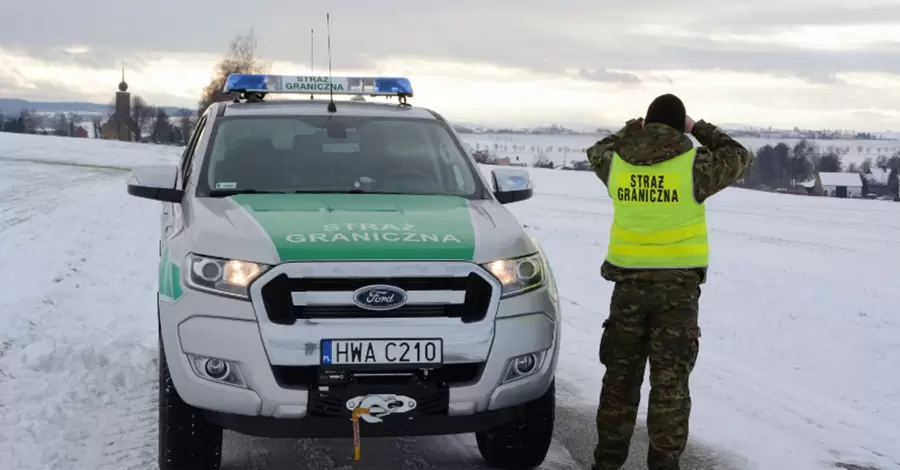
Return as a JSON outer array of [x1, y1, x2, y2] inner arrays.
[[91, 115, 102, 137], [131, 96, 155, 141], [860, 157, 873, 174], [177, 109, 195, 145], [151, 107, 172, 143], [198, 28, 271, 116], [53, 113, 69, 136]]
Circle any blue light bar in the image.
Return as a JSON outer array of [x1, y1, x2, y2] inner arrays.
[[223, 74, 413, 97]]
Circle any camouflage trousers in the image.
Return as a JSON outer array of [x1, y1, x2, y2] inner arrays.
[[594, 280, 701, 470]]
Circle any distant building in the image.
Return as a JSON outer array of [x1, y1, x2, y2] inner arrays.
[[100, 66, 138, 141], [802, 172, 863, 198], [73, 126, 89, 138]]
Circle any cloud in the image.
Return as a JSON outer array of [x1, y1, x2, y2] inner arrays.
[[3, 0, 900, 83], [5, 0, 900, 129], [0, 74, 17, 91], [578, 69, 642, 84]]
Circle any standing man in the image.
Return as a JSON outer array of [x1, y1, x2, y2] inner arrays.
[[586, 94, 754, 470]]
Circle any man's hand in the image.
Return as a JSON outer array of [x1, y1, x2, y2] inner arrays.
[[685, 115, 696, 134]]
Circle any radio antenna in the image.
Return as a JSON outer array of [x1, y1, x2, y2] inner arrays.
[[326, 13, 336, 113], [310, 29, 315, 100]]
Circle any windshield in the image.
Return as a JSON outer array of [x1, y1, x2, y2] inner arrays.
[[196, 115, 484, 198]]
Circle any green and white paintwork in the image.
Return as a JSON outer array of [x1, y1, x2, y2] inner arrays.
[[158, 247, 184, 300], [231, 193, 477, 262]]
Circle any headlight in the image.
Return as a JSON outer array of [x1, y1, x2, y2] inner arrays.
[[482, 253, 546, 297], [184, 254, 269, 299]]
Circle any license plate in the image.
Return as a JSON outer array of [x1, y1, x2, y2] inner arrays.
[[320, 339, 443, 365]]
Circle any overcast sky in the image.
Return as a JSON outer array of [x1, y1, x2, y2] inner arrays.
[[2, 0, 900, 130]]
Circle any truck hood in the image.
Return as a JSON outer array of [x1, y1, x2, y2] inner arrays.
[[189, 193, 535, 265]]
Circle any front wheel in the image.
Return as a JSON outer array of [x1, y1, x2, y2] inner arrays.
[[158, 338, 223, 470], [476, 381, 556, 469]]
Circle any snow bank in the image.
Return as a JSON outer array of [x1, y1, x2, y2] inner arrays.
[[0, 132, 181, 169]]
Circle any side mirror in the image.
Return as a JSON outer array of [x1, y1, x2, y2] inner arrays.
[[126, 164, 184, 203], [491, 168, 534, 204]]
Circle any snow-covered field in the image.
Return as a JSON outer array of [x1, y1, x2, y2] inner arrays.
[[1, 132, 898, 470]]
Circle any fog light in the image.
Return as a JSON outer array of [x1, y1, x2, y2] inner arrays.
[[188, 354, 246, 388], [503, 350, 548, 383], [514, 354, 536, 374], [204, 359, 228, 379]]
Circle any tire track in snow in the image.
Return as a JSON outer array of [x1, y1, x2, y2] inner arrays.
[[0, 160, 119, 232], [96, 371, 159, 470], [221, 431, 580, 469], [0, 161, 161, 470]]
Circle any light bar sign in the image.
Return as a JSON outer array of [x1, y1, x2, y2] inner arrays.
[[224, 74, 414, 97], [281, 76, 348, 92]]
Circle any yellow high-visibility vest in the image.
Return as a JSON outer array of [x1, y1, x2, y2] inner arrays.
[[606, 148, 709, 268]]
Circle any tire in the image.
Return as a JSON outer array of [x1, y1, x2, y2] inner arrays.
[[476, 381, 556, 469], [158, 336, 223, 470]]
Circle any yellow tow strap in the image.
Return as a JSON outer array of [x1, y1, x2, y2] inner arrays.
[[351, 408, 369, 460]]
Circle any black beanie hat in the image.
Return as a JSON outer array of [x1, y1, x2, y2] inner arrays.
[[645, 94, 686, 133]]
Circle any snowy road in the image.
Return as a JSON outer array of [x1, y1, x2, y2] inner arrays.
[[2, 133, 899, 470], [220, 432, 577, 469], [0, 157, 580, 470]]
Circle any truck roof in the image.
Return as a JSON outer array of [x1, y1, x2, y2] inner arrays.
[[222, 99, 439, 120]]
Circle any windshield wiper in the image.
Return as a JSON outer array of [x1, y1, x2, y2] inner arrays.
[[207, 188, 288, 197]]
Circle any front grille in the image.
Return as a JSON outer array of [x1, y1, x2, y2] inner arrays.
[[309, 381, 448, 418], [259, 271, 494, 325], [286, 277, 470, 291], [271, 363, 484, 389], [272, 363, 484, 418], [299, 304, 464, 318]]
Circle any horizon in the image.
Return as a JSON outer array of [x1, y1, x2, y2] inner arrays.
[[0, 95, 893, 135]]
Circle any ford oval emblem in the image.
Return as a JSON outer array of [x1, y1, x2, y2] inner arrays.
[[352, 284, 409, 311]]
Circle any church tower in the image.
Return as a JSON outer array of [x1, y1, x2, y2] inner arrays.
[[101, 63, 139, 141], [114, 64, 133, 141]]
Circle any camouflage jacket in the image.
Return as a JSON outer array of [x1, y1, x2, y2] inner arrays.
[[587, 119, 754, 284]]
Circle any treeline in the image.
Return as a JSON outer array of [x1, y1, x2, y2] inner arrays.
[[727, 129, 887, 140], [0, 97, 196, 146], [104, 95, 195, 145], [0, 109, 94, 136], [739, 139, 900, 195]]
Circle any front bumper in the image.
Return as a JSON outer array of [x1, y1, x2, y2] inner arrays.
[[203, 385, 548, 438], [159, 261, 561, 433]]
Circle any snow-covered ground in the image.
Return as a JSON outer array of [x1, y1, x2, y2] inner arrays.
[[0, 132, 898, 470]]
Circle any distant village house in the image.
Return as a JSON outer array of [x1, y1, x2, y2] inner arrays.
[[801, 172, 863, 198]]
